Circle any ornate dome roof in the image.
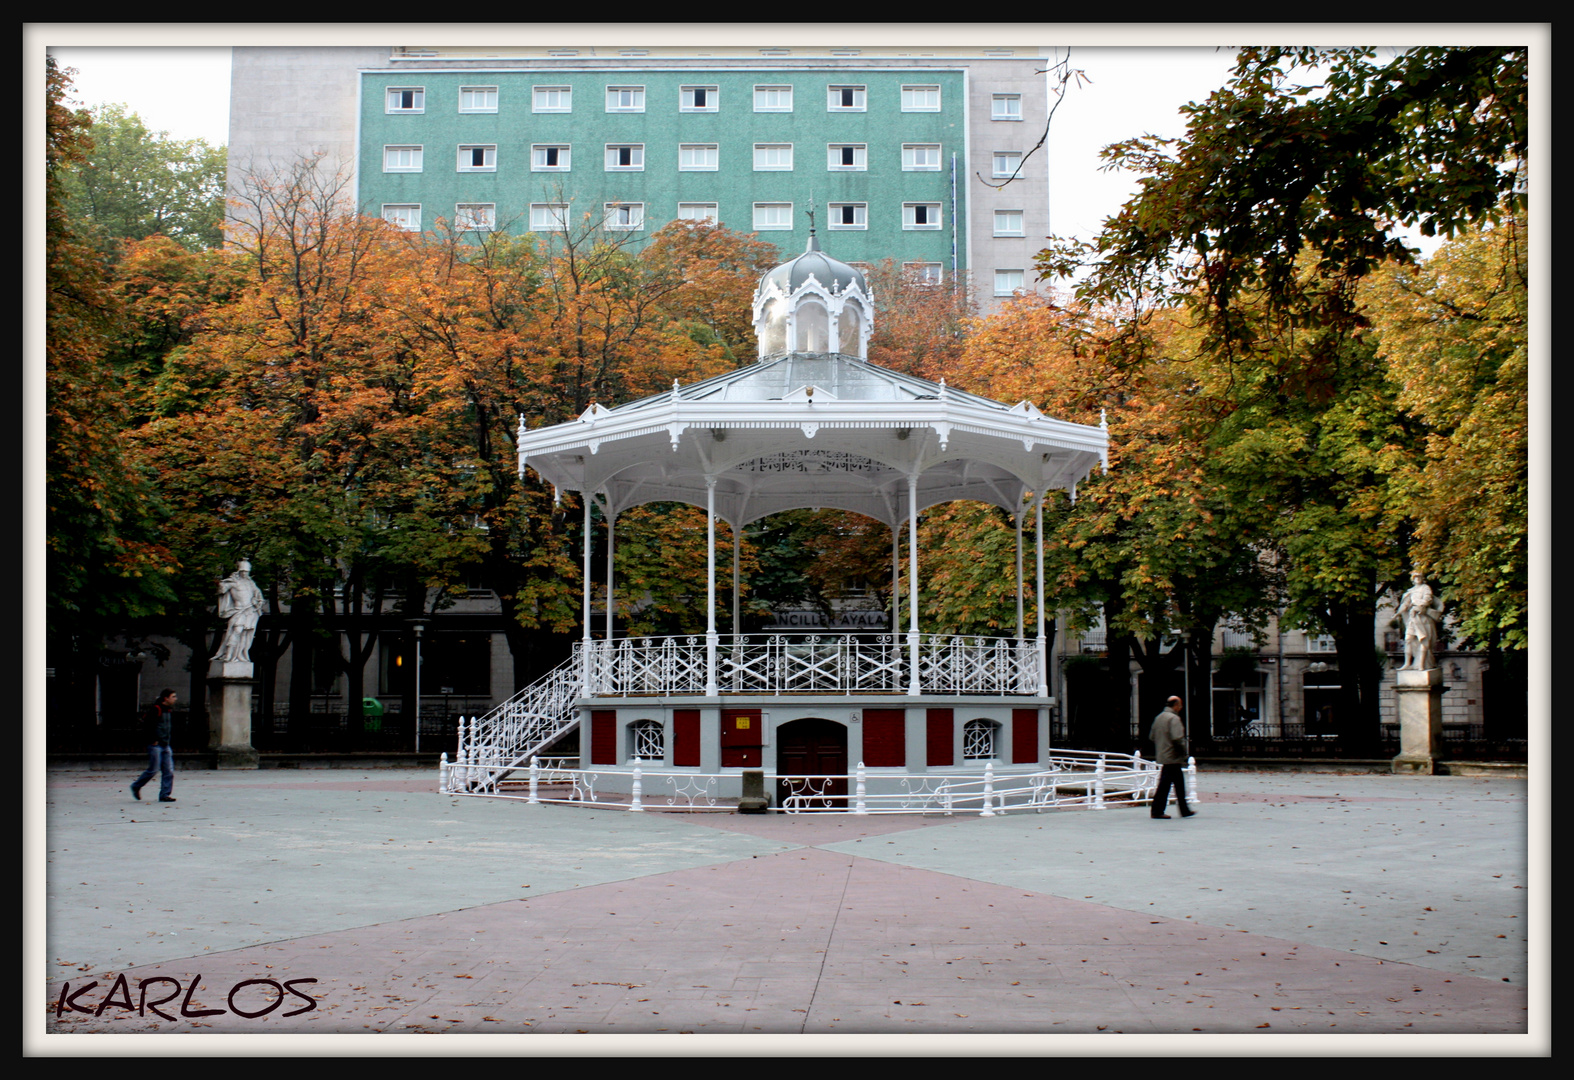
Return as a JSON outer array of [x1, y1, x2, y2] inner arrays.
[[758, 233, 867, 296]]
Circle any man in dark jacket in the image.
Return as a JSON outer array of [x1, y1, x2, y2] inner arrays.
[[1148, 695, 1194, 819], [131, 689, 178, 802]]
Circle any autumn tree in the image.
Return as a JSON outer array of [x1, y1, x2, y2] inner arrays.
[[45, 59, 179, 733], [863, 260, 976, 380]]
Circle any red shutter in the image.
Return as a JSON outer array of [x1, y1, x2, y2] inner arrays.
[[590, 709, 617, 765], [862, 708, 906, 767], [673, 709, 701, 767], [1012, 707, 1038, 764], [926, 708, 953, 766]]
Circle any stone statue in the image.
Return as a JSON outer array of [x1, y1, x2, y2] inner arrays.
[[1396, 570, 1444, 672], [212, 560, 265, 664]]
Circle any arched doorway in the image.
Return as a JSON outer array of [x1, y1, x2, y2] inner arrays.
[[775, 717, 847, 810]]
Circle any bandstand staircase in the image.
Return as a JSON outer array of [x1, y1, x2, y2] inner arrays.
[[447, 655, 581, 795]]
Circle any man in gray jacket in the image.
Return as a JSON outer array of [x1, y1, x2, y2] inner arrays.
[[1149, 695, 1194, 819]]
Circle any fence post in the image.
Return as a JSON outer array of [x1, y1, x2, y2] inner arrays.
[[1094, 755, 1106, 809], [630, 758, 644, 812], [1185, 755, 1201, 806], [528, 754, 540, 805], [981, 761, 996, 817], [439, 752, 449, 794], [854, 761, 868, 815]]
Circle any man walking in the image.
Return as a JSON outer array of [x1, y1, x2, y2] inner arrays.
[[1149, 694, 1194, 819], [131, 689, 178, 803]]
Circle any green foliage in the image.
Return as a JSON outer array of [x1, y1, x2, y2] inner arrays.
[[56, 102, 227, 256]]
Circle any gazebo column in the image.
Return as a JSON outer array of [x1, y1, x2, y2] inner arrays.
[[731, 522, 741, 636], [890, 522, 901, 640], [605, 507, 616, 642], [1015, 509, 1025, 640], [907, 473, 921, 695], [581, 492, 593, 694], [705, 476, 718, 696], [1035, 492, 1048, 696]]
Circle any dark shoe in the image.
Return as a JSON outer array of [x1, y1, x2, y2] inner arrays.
[[1151, 813, 1172, 819], [131, 784, 142, 801], [159, 796, 177, 802], [1180, 808, 1196, 818]]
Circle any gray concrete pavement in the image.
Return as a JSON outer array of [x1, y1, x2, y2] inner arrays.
[[34, 765, 1540, 1049]]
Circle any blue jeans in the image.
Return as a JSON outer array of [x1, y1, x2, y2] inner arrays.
[[135, 744, 174, 800]]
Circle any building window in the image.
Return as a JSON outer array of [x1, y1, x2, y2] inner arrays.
[[459, 86, 498, 113], [629, 719, 665, 761], [904, 261, 943, 285], [604, 202, 645, 231], [606, 85, 645, 112], [753, 202, 793, 230], [994, 210, 1024, 236], [754, 143, 793, 171], [962, 719, 997, 760], [677, 202, 719, 222], [993, 151, 1023, 179], [992, 94, 1022, 120], [681, 85, 718, 112], [534, 85, 571, 112], [605, 144, 645, 170], [532, 144, 570, 171], [902, 143, 941, 171], [383, 145, 423, 172], [530, 203, 568, 232], [827, 144, 866, 171], [679, 144, 718, 171], [754, 84, 793, 112], [827, 202, 866, 229], [994, 269, 1025, 296], [382, 204, 421, 231], [828, 84, 866, 111], [386, 87, 424, 113], [458, 145, 497, 172], [455, 203, 495, 232], [903, 203, 942, 230], [902, 84, 941, 112], [1307, 634, 1338, 653]]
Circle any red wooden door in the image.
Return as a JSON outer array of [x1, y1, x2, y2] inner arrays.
[[775, 717, 848, 809]]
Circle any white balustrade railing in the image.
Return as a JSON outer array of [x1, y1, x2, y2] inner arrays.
[[442, 748, 1163, 815], [443, 659, 583, 795], [577, 633, 1040, 698]]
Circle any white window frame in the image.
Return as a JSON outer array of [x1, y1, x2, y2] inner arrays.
[[753, 202, 793, 231], [629, 719, 665, 761], [382, 145, 423, 173], [532, 144, 571, 172], [902, 143, 942, 171], [994, 269, 1025, 296], [385, 87, 424, 114], [753, 143, 793, 171], [604, 144, 645, 171], [904, 262, 943, 285], [993, 152, 1023, 179], [993, 209, 1024, 236], [382, 204, 421, 231], [827, 202, 867, 230], [962, 719, 998, 760], [680, 85, 718, 112], [455, 203, 495, 232], [533, 85, 571, 113], [827, 144, 867, 171], [606, 85, 645, 112], [753, 84, 793, 112], [827, 84, 866, 111], [679, 144, 719, 171], [902, 202, 942, 230], [991, 94, 1022, 121], [457, 144, 497, 172], [530, 203, 569, 232], [901, 84, 941, 112], [459, 86, 498, 114], [603, 202, 645, 231], [677, 203, 719, 223]]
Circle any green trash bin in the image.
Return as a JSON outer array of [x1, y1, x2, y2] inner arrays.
[[361, 697, 385, 732]]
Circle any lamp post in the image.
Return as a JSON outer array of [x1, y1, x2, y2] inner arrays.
[[409, 618, 428, 755]]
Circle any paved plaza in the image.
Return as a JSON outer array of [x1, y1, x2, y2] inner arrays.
[[33, 764, 1542, 1052]]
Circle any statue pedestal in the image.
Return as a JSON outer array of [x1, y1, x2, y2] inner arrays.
[[207, 659, 260, 770], [1391, 667, 1445, 775]]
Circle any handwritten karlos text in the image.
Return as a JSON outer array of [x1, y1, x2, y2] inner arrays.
[[55, 973, 319, 1022]]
